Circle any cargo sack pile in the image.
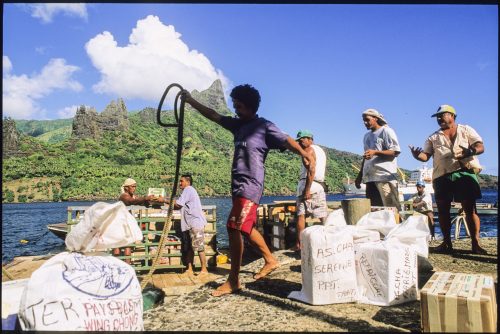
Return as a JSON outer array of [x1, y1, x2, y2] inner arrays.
[[289, 209, 430, 306], [18, 201, 144, 331]]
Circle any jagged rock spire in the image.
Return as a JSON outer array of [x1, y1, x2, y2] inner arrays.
[[2, 117, 21, 155]]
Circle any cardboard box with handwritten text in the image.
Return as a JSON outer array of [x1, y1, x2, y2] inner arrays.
[[420, 272, 497, 332]]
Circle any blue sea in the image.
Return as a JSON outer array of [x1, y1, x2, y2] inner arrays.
[[2, 190, 497, 264]]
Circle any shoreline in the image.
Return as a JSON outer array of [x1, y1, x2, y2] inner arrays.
[[2, 187, 497, 205]]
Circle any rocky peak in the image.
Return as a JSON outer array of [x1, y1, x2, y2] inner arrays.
[[190, 79, 232, 115], [2, 117, 20, 155], [99, 98, 129, 131], [72, 98, 130, 139], [138, 107, 157, 123], [72, 105, 101, 139]]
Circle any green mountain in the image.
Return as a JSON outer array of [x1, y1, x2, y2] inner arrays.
[[3, 82, 496, 203], [2, 108, 367, 202], [16, 119, 73, 139]]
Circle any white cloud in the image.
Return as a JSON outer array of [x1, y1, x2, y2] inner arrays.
[[85, 15, 230, 106], [57, 105, 86, 119], [26, 3, 88, 23], [3, 56, 12, 74], [2, 58, 83, 119], [35, 46, 48, 55]]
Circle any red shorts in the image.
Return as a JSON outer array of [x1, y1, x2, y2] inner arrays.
[[227, 197, 258, 235]]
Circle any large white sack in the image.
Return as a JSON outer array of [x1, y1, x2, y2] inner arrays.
[[18, 252, 143, 331], [66, 201, 143, 252], [384, 215, 431, 257], [355, 210, 397, 236], [288, 225, 358, 305], [324, 208, 347, 226], [354, 240, 419, 306], [347, 226, 381, 244]]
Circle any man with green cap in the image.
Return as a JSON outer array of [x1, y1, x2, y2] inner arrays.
[[294, 130, 328, 251], [409, 104, 486, 254]]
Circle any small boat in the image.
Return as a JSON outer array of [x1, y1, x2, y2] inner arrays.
[[342, 174, 366, 195], [47, 223, 68, 240]]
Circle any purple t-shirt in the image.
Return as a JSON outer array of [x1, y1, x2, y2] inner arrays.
[[220, 115, 289, 204]]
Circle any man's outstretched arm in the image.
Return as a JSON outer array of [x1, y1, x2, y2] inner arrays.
[[182, 90, 222, 124]]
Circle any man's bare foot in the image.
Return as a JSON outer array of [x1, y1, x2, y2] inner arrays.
[[430, 242, 453, 254], [253, 262, 280, 280], [181, 270, 195, 277], [212, 281, 241, 297], [472, 245, 488, 255], [197, 270, 209, 277]]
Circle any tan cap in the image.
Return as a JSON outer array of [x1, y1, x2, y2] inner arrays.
[[122, 178, 137, 187]]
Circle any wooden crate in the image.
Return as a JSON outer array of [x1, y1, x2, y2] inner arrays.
[[420, 272, 497, 332]]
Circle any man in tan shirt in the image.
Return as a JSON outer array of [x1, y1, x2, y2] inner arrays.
[[409, 105, 486, 255]]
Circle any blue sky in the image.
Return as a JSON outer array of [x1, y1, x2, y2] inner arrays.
[[2, 3, 498, 175]]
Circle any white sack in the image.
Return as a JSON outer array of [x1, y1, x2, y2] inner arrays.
[[384, 215, 431, 257], [2, 278, 30, 329], [354, 240, 418, 306], [324, 208, 347, 227], [18, 252, 143, 331], [288, 225, 358, 305], [66, 201, 143, 252], [355, 210, 397, 236], [348, 226, 381, 244]]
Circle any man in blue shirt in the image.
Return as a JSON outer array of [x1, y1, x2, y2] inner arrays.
[[182, 84, 312, 297]]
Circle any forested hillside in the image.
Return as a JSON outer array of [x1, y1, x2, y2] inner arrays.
[[3, 80, 496, 203], [2, 108, 368, 202]]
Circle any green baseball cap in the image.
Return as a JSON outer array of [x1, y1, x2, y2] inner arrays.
[[296, 129, 313, 140]]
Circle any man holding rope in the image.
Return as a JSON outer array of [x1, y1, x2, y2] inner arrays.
[[182, 84, 312, 297]]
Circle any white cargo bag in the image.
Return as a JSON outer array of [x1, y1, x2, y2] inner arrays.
[[384, 215, 431, 257], [324, 208, 347, 227], [2, 278, 30, 330], [66, 201, 143, 252], [355, 240, 418, 306], [356, 210, 397, 237], [18, 252, 143, 331], [288, 225, 358, 305], [349, 227, 381, 244]]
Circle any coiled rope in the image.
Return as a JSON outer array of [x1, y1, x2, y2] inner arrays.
[[140, 83, 185, 289]]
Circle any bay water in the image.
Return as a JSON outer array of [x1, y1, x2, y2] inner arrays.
[[2, 190, 497, 264]]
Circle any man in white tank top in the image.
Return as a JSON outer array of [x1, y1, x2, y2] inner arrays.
[[294, 130, 328, 250]]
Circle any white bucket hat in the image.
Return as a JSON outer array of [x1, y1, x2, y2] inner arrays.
[[362, 108, 387, 125]]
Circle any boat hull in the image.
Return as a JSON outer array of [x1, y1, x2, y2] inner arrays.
[[47, 223, 68, 240]]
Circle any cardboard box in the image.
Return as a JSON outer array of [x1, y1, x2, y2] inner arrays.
[[420, 272, 497, 332]]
